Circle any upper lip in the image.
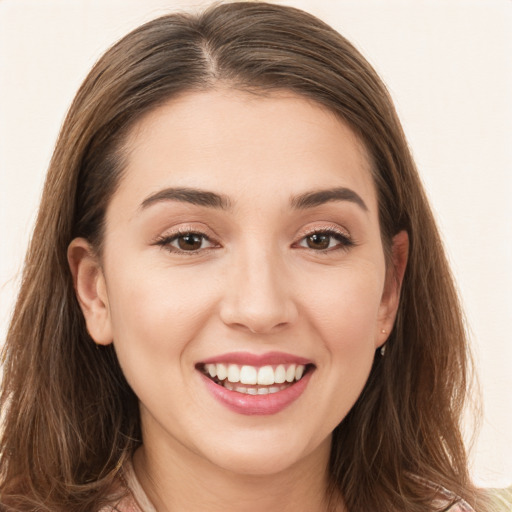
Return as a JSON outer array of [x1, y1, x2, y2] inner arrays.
[[198, 351, 313, 367]]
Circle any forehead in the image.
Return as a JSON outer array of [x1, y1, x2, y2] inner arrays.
[[114, 88, 377, 215]]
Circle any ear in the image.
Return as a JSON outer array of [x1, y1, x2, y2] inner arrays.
[[68, 238, 113, 345], [376, 230, 409, 347]]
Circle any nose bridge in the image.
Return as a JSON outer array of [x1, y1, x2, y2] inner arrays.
[[220, 240, 297, 333]]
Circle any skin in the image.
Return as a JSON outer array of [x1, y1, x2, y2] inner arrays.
[[69, 89, 408, 512]]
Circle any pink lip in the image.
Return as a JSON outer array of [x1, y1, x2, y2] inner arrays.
[[199, 368, 313, 416], [199, 351, 312, 367]]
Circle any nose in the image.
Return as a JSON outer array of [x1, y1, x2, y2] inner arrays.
[[219, 247, 298, 334]]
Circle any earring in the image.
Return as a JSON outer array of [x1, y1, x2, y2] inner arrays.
[[380, 329, 388, 355]]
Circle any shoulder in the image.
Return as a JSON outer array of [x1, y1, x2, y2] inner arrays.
[[98, 461, 155, 512], [409, 475, 476, 512], [444, 500, 475, 512], [98, 494, 142, 512], [430, 483, 475, 512]]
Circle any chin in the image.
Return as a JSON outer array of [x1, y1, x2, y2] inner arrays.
[[199, 430, 332, 477], [210, 450, 302, 477]]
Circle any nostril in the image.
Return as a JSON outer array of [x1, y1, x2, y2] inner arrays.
[[246, 323, 285, 335]]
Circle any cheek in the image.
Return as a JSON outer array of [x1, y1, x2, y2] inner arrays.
[[103, 265, 224, 424], [299, 261, 385, 353], [104, 262, 220, 367], [303, 264, 384, 415]]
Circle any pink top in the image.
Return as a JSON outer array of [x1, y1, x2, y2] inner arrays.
[[99, 463, 155, 512], [100, 463, 475, 512]]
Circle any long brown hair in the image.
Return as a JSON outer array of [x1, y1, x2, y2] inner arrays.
[[0, 2, 490, 511]]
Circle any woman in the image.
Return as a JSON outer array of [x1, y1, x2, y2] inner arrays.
[[0, 2, 495, 511]]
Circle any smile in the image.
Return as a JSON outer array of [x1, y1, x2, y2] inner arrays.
[[197, 352, 314, 415], [201, 363, 307, 395]]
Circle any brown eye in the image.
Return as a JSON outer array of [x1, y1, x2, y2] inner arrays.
[[155, 231, 216, 253], [296, 229, 354, 252], [176, 233, 205, 251], [306, 233, 331, 250]]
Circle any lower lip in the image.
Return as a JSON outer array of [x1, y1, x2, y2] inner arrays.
[[199, 370, 313, 416]]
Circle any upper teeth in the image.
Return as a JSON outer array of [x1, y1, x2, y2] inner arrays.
[[204, 363, 305, 386]]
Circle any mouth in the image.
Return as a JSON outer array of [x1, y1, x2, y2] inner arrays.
[[197, 362, 314, 395]]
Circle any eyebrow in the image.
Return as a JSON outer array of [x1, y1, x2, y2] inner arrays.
[[140, 186, 367, 212], [140, 187, 232, 210], [290, 187, 368, 211]]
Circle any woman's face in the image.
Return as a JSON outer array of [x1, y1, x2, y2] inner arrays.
[[71, 89, 405, 477]]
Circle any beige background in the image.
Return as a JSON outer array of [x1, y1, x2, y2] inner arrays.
[[1, 0, 511, 487]]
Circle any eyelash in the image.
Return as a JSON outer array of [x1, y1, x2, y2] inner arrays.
[[154, 228, 218, 255], [153, 227, 355, 255], [294, 227, 355, 253]]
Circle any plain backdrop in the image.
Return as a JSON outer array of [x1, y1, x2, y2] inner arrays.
[[0, 0, 511, 488]]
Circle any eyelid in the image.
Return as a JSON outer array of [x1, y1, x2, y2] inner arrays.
[[293, 224, 355, 251], [295, 224, 351, 239], [151, 224, 221, 254]]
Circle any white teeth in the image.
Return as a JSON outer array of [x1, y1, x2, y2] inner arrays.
[[274, 365, 286, 384], [204, 362, 307, 388], [216, 363, 227, 381], [285, 364, 296, 382], [224, 383, 289, 395], [227, 364, 240, 383], [240, 365, 258, 385], [257, 365, 275, 385]]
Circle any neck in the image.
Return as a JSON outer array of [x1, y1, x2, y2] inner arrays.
[[132, 436, 343, 512]]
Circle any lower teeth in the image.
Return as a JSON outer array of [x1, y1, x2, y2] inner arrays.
[[222, 381, 290, 395]]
